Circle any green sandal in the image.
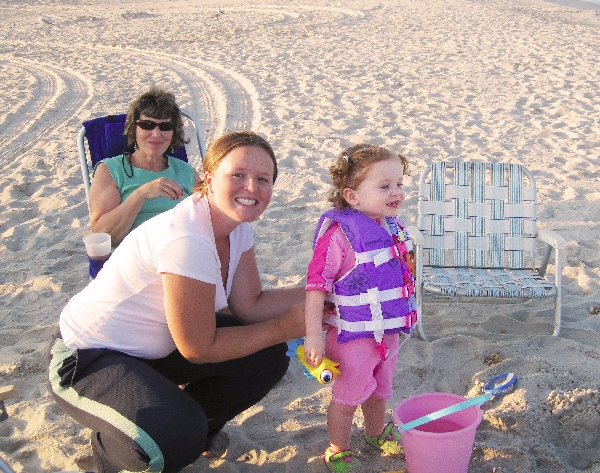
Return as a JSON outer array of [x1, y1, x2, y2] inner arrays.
[[324, 448, 362, 473], [363, 421, 403, 455]]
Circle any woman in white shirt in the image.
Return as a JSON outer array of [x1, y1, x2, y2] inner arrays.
[[47, 131, 308, 473]]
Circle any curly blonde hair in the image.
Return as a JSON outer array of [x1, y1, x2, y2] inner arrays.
[[328, 143, 410, 209]]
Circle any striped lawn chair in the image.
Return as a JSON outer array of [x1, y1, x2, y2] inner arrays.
[[406, 161, 565, 339]]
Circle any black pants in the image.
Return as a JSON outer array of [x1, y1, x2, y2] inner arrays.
[[46, 314, 289, 473]]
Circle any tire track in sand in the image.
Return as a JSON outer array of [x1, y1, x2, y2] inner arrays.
[[224, 4, 365, 20], [90, 45, 260, 148], [0, 55, 92, 166], [1, 2, 365, 159]]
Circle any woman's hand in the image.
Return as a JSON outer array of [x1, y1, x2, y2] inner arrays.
[[136, 177, 184, 201], [274, 302, 306, 341]]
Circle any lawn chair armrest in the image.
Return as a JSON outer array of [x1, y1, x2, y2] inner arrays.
[[406, 226, 424, 246], [537, 229, 566, 250]]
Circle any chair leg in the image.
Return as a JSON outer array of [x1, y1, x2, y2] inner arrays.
[[553, 295, 561, 336], [415, 305, 427, 341], [414, 246, 428, 341], [553, 248, 562, 336]]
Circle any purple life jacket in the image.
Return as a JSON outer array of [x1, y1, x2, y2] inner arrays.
[[315, 208, 419, 344]]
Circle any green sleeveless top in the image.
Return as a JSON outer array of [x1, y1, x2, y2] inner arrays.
[[99, 154, 195, 230]]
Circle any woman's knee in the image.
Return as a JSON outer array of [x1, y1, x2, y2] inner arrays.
[[135, 398, 207, 472]]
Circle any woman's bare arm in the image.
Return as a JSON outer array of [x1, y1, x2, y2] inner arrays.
[[89, 162, 191, 245], [162, 273, 305, 363], [89, 163, 144, 244], [227, 247, 306, 323]]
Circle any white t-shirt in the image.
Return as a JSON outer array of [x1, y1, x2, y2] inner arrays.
[[60, 195, 253, 359]]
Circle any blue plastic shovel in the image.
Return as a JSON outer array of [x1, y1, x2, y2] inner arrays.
[[398, 372, 517, 433]]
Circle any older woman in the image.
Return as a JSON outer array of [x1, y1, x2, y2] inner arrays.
[[47, 131, 312, 473], [89, 87, 201, 246]]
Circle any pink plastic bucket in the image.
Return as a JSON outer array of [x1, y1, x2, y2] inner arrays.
[[393, 392, 482, 473]]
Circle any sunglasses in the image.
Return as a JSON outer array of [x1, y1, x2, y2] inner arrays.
[[136, 120, 175, 132]]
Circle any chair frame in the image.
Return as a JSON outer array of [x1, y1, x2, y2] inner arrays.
[[0, 457, 15, 473], [77, 109, 206, 217], [406, 161, 565, 340]]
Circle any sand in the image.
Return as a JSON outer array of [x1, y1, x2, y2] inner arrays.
[[1, 0, 600, 471]]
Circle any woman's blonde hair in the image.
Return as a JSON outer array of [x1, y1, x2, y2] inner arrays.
[[328, 143, 409, 209], [194, 131, 277, 197]]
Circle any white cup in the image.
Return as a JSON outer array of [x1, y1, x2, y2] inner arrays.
[[83, 233, 111, 260]]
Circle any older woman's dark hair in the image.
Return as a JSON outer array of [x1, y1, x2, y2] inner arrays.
[[123, 87, 189, 151], [194, 131, 278, 197]]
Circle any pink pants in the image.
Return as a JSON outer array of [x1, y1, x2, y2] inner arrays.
[[325, 329, 400, 406]]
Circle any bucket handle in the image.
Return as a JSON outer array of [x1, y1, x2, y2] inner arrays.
[[398, 372, 517, 433]]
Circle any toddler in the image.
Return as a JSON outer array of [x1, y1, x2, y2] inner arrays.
[[304, 143, 418, 472]]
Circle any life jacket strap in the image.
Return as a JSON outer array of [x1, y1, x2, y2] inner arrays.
[[355, 239, 414, 267], [326, 283, 415, 307], [324, 310, 418, 335]]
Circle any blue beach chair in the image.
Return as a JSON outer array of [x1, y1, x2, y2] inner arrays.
[[77, 110, 206, 277], [0, 456, 15, 473], [407, 161, 565, 339]]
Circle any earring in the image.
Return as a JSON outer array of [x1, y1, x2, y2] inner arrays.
[[170, 145, 175, 154], [133, 142, 138, 151]]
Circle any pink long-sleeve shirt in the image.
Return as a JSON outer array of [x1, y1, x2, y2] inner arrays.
[[306, 223, 356, 293]]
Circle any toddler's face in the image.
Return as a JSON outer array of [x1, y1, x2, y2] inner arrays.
[[346, 159, 406, 219]]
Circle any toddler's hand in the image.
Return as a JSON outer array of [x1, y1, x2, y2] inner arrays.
[[304, 334, 325, 367]]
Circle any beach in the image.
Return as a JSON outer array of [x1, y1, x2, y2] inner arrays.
[[1, 0, 600, 471]]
